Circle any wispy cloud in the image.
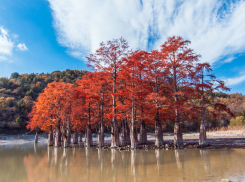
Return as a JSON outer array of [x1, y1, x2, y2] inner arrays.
[[12, 34, 19, 39], [223, 56, 236, 63], [0, 56, 13, 63], [48, 0, 245, 63], [0, 27, 28, 63], [0, 27, 14, 55], [17, 43, 28, 51], [227, 75, 245, 86]]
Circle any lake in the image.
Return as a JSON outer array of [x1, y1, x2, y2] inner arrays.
[[0, 143, 245, 182]]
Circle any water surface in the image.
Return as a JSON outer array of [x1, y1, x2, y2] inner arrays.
[[0, 144, 245, 182]]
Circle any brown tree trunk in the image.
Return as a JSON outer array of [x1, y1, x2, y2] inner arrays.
[[174, 119, 183, 146], [130, 106, 138, 149], [155, 121, 163, 147], [48, 125, 54, 146], [98, 103, 104, 147], [73, 129, 78, 144], [199, 114, 207, 146], [67, 118, 71, 147], [86, 125, 93, 148], [111, 121, 119, 148], [140, 120, 147, 144], [120, 119, 127, 146], [199, 92, 207, 146], [61, 126, 64, 143], [98, 123, 104, 147], [55, 122, 61, 147], [126, 121, 131, 145], [61, 127, 69, 148], [79, 131, 83, 143], [111, 73, 119, 148], [34, 128, 38, 143]]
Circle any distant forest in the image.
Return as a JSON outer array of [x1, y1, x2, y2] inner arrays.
[[0, 69, 244, 132], [0, 69, 87, 131]]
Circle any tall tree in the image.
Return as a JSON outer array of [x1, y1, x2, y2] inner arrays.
[[195, 63, 234, 146], [145, 50, 169, 147], [161, 36, 200, 146], [87, 37, 130, 147]]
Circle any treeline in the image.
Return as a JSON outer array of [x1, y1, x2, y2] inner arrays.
[[27, 36, 234, 149], [0, 69, 87, 130]]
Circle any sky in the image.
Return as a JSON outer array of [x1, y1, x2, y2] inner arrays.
[[0, 0, 245, 94]]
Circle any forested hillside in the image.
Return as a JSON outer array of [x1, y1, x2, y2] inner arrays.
[[0, 69, 87, 132]]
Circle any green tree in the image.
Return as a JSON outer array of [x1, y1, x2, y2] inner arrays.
[[10, 72, 20, 79]]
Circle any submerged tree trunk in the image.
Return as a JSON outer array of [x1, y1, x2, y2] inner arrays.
[[111, 121, 119, 148], [174, 118, 183, 146], [140, 120, 147, 144], [73, 129, 78, 144], [61, 127, 64, 143], [48, 125, 54, 146], [121, 119, 127, 146], [55, 122, 61, 147], [98, 103, 104, 148], [98, 123, 104, 147], [130, 106, 138, 149], [67, 118, 71, 147], [126, 121, 131, 145], [155, 121, 163, 147], [34, 128, 38, 143], [79, 131, 83, 143], [86, 125, 92, 148]]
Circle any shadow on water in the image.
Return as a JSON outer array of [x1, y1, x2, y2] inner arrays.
[[0, 144, 245, 181]]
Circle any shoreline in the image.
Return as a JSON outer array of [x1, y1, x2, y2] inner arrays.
[[1, 129, 245, 149]]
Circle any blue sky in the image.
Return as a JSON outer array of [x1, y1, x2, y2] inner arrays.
[[0, 0, 245, 94]]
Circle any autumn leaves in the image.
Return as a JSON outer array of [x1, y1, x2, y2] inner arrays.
[[27, 36, 232, 149]]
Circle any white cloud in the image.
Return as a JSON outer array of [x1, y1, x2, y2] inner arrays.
[[17, 43, 28, 51], [48, 0, 245, 63], [0, 27, 14, 55], [227, 75, 245, 86]]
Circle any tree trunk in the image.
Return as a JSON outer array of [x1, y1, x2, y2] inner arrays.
[[111, 72, 119, 148], [67, 118, 71, 146], [155, 121, 163, 147], [73, 129, 78, 144], [55, 122, 61, 147], [61, 127, 64, 143], [63, 135, 68, 148], [98, 123, 104, 147], [79, 131, 83, 143], [174, 119, 183, 146], [98, 102, 104, 148], [130, 106, 138, 149], [126, 121, 131, 145], [111, 121, 119, 148], [199, 90, 207, 146], [120, 119, 127, 146], [140, 120, 147, 144], [86, 125, 92, 148], [34, 128, 38, 143], [48, 125, 54, 146], [199, 115, 207, 146]]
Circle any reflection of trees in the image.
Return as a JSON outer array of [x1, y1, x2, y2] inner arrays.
[[175, 149, 184, 170], [200, 149, 210, 173], [20, 146, 245, 182]]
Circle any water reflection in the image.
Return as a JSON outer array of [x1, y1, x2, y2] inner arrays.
[[1, 144, 245, 182], [200, 149, 210, 173]]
